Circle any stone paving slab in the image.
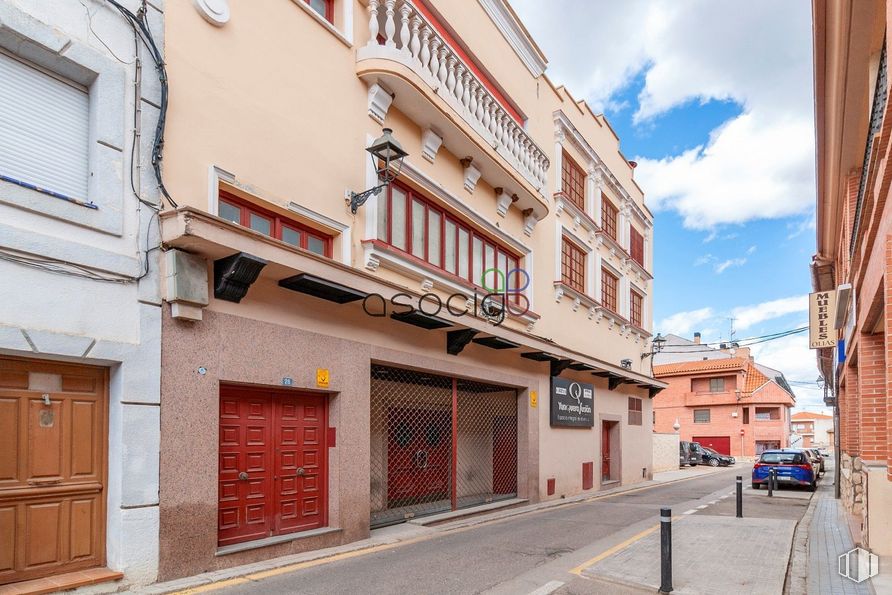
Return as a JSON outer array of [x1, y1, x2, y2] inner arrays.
[[583, 515, 796, 595], [806, 486, 871, 595]]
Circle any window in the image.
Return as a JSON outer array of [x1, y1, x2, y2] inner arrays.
[[628, 397, 642, 426], [560, 150, 586, 210], [601, 268, 618, 313], [0, 51, 89, 201], [630, 290, 643, 328], [305, 0, 334, 22], [630, 226, 644, 267], [693, 409, 710, 423], [708, 378, 725, 393], [378, 181, 521, 299], [743, 407, 749, 424], [218, 192, 332, 257], [755, 407, 780, 421], [601, 195, 618, 240], [561, 236, 585, 293]]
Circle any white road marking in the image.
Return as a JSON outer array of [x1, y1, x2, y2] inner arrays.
[[528, 580, 565, 595], [708, 500, 718, 505], [720, 495, 729, 499], [683, 509, 697, 515], [696, 505, 708, 510]]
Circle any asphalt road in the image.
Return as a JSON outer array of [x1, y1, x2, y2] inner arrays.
[[210, 465, 814, 595]]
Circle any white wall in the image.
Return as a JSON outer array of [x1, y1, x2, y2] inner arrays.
[[652, 432, 680, 473], [0, 0, 163, 586]]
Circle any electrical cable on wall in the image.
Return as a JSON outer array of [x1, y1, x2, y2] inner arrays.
[[105, 0, 178, 209]]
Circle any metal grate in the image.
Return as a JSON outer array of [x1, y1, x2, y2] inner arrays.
[[370, 365, 518, 527]]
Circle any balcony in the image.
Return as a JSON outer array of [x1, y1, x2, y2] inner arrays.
[[357, 0, 549, 217]]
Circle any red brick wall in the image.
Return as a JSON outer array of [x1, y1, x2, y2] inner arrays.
[[653, 371, 790, 458], [845, 363, 861, 456], [859, 331, 888, 462]]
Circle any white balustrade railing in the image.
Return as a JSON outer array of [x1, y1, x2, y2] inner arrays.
[[362, 0, 549, 192]]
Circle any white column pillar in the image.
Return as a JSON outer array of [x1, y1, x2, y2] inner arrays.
[[592, 172, 603, 227], [553, 131, 564, 195]]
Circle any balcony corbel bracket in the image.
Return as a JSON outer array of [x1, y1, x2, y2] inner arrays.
[[447, 329, 479, 356]]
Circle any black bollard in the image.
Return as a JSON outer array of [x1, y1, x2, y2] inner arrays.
[[768, 468, 774, 497], [659, 507, 673, 593], [736, 475, 743, 518]]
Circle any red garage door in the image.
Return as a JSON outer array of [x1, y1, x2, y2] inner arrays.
[[692, 436, 731, 455]]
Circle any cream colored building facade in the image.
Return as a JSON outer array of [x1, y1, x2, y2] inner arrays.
[[155, 0, 661, 580]]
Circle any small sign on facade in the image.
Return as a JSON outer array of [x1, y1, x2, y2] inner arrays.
[[550, 377, 594, 427], [809, 290, 837, 349], [530, 391, 538, 408], [316, 368, 330, 388]]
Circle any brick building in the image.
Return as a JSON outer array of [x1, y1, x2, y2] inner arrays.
[[791, 411, 834, 449], [652, 334, 794, 459], [813, 0, 892, 556]]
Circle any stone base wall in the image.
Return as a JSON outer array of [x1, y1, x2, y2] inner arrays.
[[840, 452, 868, 545]]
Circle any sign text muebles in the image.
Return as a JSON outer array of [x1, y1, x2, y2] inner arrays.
[[550, 377, 594, 427], [809, 290, 837, 349]]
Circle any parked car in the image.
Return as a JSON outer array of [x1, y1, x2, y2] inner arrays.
[[698, 445, 734, 467], [817, 448, 831, 458], [679, 440, 703, 466], [788, 448, 824, 475], [752, 450, 817, 491], [804, 448, 825, 473]]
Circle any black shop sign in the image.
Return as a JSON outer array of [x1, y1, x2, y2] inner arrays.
[[550, 377, 594, 427]]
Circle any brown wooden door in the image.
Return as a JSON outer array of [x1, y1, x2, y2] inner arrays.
[[0, 357, 107, 585], [601, 421, 611, 481], [218, 387, 327, 547]]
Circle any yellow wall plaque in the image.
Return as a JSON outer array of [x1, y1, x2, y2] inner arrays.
[[316, 368, 330, 388]]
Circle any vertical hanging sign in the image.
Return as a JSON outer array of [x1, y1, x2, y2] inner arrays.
[[809, 290, 837, 349]]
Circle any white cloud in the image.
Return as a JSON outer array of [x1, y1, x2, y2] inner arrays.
[[732, 295, 808, 330], [694, 254, 714, 266], [715, 257, 746, 274], [750, 330, 824, 409], [746, 245, 757, 255], [511, 0, 815, 230], [658, 307, 714, 337]]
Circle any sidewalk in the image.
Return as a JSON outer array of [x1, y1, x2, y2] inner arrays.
[[130, 465, 730, 594], [580, 514, 796, 594], [805, 484, 872, 595]]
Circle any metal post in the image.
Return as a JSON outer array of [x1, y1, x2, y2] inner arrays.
[[659, 507, 673, 593], [768, 468, 774, 497], [736, 475, 743, 518], [450, 377, 458, 511]]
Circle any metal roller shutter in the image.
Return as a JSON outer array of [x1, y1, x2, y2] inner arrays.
[[0, 50, 89, 201]]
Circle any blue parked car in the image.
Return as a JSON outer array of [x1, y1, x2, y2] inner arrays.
[[752, 450, 817, 491]]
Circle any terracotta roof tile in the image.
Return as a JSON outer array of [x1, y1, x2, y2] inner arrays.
[[742, 360, 770, 394], [653, 358, 744, 376], [792, 411, 833, 420]]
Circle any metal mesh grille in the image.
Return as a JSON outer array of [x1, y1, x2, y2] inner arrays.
[[370, 365, 518, 527]]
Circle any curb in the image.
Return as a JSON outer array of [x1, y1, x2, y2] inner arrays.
[[130, 466, 734, 594], [784, 486, 819, 594]]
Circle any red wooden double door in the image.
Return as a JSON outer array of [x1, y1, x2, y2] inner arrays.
[[218, 386, 327, 547]]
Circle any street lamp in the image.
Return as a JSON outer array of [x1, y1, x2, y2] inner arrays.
[[348, 128, 409, 214], [641, 332, 667, 360]]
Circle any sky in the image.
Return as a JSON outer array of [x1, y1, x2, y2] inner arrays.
[[511, 0, 827, 412]]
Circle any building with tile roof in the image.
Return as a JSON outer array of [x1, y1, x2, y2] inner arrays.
[[652, 333, 795, 459], [790, 411, 835, 449]]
